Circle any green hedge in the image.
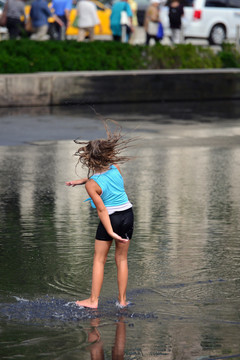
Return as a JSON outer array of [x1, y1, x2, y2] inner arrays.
[[0, 39, 239, 73], [218, 43, 240, 68]]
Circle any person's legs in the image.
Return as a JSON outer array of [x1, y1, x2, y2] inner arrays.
[[54, 21, 61, 40], [7, 18, 21, 39], [77, 28, 86, 42], [115, 240, 130, 306], [171, 28, 180, 44], [175, 28, 181, 44], [76, 239, 112, 308], [129, 26, 136, 44], [38, 25, 50, 40], [6, 19, 14, 39], [112, 34, 121, 42], [54, 15, 66, 40], [153, 35, 161, 44], [31, 25, 49, 40], [145, 32, 151, 45], [88, 27, 94, 41]]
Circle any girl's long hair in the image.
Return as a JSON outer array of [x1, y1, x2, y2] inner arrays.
[[74, 121, 134, 178]]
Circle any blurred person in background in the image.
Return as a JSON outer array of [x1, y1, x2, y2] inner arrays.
[[76, 0, 102, 41], [128, 0, 138, 44], [51, 0, 72, 40], [30, 0, 63, 40], [110, 0, 133, 42], [144, 0, 161, 45], [168, 0, 184, 43], [6, 0, 25, 39]]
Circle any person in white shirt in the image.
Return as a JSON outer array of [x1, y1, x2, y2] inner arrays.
[[76, 0, 102, 41]]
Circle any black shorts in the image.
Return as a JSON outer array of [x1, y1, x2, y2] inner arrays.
[[96, 207, 134, 241]]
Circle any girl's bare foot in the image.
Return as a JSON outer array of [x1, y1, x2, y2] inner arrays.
[[116, 300, 130, 309], [75, 298, 98, 309]]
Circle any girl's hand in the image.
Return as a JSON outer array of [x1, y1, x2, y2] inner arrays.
[[85, 180, 129, 243], [66, 181, 73, 186], [112, 232, 129, 243], [66, 181, 78, 187], [65, 179, 87, 187]]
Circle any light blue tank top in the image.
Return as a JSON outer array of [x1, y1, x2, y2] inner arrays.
[[85, 165, 129, 209]]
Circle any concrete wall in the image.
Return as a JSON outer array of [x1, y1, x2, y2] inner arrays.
[[1, 69, 240, 107]]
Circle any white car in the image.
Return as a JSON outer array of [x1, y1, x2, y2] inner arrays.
[[0, 0, 7, 36], [161, 0, 240, 45]]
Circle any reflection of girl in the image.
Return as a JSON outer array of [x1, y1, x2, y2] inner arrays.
[[88, 318, 126, 360], [66, 123, 134, 309]]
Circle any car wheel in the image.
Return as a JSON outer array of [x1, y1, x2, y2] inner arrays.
[[208, 24, 226, 45]]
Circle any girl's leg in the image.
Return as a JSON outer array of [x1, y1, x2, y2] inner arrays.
[[112, 318, 126, 359], [115, 240, 130, 306], [76, 239, 112, 308]]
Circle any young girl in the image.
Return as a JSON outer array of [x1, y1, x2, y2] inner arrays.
[[66, 124, 134, 309]]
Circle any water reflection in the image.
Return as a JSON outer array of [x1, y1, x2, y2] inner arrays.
[[86, 318, 126, 360], [0, 113, 240, 359]]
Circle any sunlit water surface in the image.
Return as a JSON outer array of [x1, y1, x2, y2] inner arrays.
[[0, 103, 240, 360]]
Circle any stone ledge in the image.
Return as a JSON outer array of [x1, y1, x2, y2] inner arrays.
[[1, 69, 240, 107]]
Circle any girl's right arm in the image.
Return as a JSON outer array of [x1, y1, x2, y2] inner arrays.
[[65, 178, 88, 187], [86, 180, 129, 243]]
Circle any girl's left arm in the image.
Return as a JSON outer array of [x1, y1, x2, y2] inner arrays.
[[66, 178, 88, 187], [85, 180, 129, 243]]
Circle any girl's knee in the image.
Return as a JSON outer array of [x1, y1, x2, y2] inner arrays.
[[94, 252, 108, 265], [115, 253, 127, 266]]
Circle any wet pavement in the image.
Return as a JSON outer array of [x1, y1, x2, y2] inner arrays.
[[1, 102, 240, 360]]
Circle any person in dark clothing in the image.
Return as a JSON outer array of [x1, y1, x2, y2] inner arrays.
[[6, 0, 25, 39], [168, 0, 184, 43]]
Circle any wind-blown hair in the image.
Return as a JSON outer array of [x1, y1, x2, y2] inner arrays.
[[74, 121, 133, 177]]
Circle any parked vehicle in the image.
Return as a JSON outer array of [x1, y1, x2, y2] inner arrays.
[[161, 0, 240, 45], [137, 0, 240, 45], [0, 0, 8, 38], [0, 0, 111, 37]]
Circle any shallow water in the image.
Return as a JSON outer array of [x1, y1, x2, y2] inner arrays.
[[0, 103, 240, 360]]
